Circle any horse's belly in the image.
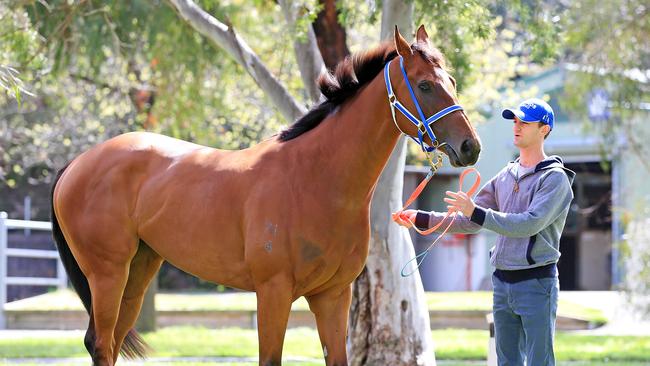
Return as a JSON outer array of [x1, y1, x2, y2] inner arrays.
[[136, 190, 254, 290], [141, 232, 255, 291]]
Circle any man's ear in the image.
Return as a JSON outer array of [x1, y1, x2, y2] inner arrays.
[[541, 124, 551, 137], [394, 25, 413, 59]]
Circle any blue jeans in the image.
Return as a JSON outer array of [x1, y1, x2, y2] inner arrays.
[[492, 274, 559, 366]]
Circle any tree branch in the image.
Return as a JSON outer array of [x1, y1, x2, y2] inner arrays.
[[166, 0, 307, 122], [277, 0, 326, 103]]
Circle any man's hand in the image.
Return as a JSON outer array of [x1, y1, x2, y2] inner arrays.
[[393, 209, 417, 228], [444, 191, 476, 217]]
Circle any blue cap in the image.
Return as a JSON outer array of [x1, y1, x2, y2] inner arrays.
[[502, 98, 554, 130]]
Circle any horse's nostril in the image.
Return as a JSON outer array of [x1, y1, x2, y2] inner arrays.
[[461, 139, 474, 155], [460, 138, 480, 165]]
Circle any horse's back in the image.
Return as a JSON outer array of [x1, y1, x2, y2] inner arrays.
[[55, 132, 203, 199], [101, 131, 208, 158], [52, 132, 208, 246]]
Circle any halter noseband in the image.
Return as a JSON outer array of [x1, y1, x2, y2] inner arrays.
[[384, 56, 464, 153]]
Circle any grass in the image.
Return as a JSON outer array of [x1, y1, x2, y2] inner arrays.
[[1, 327, 649, 363], [1, 290, 623, 364], [0, 364, 311, 366], [3, 364, 648, 366], [5, 289, 608, 324], [0, 364, 317, 366]]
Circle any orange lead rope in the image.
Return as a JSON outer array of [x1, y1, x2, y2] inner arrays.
[[394, 167, 481, 277]]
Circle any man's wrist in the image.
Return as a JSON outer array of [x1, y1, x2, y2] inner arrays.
[[470, 206, 487, 226], [415, 210, 431, 230]]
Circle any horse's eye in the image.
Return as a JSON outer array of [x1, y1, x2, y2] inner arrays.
[[418, 81, 431, 92]]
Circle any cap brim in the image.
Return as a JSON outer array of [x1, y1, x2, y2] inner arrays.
[[502, 108, 541, 123], [502, 108, 525, 120]]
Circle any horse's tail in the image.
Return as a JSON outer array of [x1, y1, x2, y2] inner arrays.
[[50, 162, 92, 313], [50, 163, 148, 360]]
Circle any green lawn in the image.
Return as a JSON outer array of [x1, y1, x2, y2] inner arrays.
[[3, 363, 649, 366], [1, 327, 649, 363], [2, 290, 628, 364], [5, 289, 608, 324], [0, 364, 318, 366]]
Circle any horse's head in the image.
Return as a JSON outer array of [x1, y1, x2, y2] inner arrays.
[[387, 25, 481, 167]]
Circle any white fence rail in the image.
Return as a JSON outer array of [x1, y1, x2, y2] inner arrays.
[[0, 211, 66, 329]]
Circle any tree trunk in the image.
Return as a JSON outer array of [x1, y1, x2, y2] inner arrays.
[[347, 2, 436, 365], [312, 0, 350, 71], [135, 276, 157, 332]]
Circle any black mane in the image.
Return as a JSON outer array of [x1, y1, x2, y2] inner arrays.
[[278, 43, 398, 141]]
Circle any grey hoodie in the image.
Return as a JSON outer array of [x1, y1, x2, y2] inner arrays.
[[416, 155, 576, 271]]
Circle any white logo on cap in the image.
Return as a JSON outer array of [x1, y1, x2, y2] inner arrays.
[[523, 103, 537, 109]]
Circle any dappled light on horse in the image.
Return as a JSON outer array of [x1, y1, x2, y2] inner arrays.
[[50, 25, 480, 366]]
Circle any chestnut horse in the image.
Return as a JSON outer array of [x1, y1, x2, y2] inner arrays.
[[51, 26, 480, 366]]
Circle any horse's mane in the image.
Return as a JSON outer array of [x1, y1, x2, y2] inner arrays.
[[278, 42, 399, 141], [278, 41, 449, 142], [278, 41, 447, 141]]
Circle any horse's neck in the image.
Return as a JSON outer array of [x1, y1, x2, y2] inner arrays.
[[294, 75, 401, 205]]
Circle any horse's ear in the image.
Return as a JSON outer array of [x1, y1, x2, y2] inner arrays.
[[416, 25, 429, 45], [394, 25, 412, 58]]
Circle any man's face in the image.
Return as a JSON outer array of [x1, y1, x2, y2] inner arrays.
[[512, 117, 547, 148]]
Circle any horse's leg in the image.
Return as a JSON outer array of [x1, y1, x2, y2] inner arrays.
[[87, 258, 131, 366], [78, 230, 138, 366], [306, 285, 352, 366], [256, 276, 294, 366], [111, 242, 163, 363]]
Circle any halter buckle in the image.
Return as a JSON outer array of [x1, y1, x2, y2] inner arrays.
[[424, 143, 444, 173]]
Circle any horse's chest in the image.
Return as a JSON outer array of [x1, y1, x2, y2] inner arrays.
[[294, 229, 370, 295]]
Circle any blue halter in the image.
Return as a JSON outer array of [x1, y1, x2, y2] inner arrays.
[[384, 56, 464, 152]]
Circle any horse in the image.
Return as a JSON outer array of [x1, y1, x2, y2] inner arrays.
[[50, 25, 481, 366]]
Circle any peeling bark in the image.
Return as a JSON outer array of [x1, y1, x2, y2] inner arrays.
[[349, 140, 436, 366], [312, 0, 350, 71]]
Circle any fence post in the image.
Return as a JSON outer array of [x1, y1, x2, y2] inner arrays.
[[0, 211, 8, 329], [486, 312, 496, 366], [24, 196, 31, 236]]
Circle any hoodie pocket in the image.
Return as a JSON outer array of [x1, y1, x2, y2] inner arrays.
[[526, 235, 537, 265]]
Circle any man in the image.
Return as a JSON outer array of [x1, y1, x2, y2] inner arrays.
[[396, 98, 575, 366]]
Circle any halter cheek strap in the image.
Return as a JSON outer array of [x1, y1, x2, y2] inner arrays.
[[384, 56, 464, 153]]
